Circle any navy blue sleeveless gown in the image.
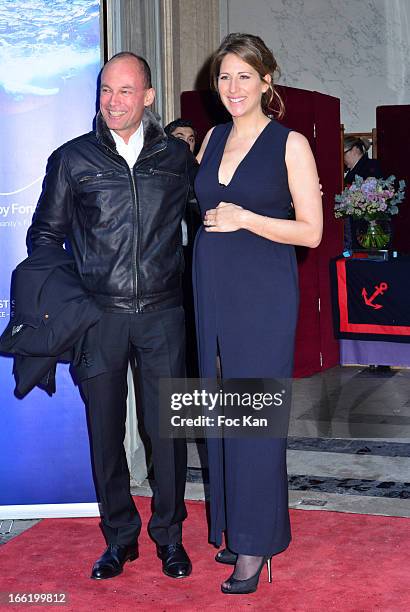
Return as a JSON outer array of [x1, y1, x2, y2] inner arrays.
[[193, 120, 298, 556]]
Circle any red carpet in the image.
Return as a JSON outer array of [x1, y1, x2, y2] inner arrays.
[[1, 497, 410, 611]]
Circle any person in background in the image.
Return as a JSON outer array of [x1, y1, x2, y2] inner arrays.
[[344, 135, 382, 186], [164, 118, 197, 154], [343, 135, 382, 249]]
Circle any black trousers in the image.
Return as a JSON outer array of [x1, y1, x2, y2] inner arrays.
[[80, 307, 187, 547]]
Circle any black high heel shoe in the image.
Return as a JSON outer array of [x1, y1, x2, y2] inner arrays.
[[221, 556, 272, 595], [215, 548, 237, 565]]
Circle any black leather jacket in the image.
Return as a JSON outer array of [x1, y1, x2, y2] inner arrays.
[[27, 109, 193, 312]]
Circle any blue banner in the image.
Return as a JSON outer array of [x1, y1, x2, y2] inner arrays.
[[0, 0, 101, 511]]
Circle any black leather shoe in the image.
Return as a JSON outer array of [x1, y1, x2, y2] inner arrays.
[[91, 543, 138, 580], [157, 543, 192, 578]]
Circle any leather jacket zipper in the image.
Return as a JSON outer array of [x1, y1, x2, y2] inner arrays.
[[102, 141, 167, 313], [133, 146, 170, 312], [151, 169, 182, 178], [79, 171, 116, 183], [130, 147, 167, 313], [100, 146, 141, 311], [128, 168, 140, 313]]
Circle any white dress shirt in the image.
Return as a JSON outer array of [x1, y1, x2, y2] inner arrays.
[[110, 123, 144, 169]]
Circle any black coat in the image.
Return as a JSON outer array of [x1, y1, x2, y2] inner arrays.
[[344, 153, 382, 186], [27, 109, 194, 313], [0, 246, 102, 397]]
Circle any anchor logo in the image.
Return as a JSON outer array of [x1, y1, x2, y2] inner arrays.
[[361, 282, 389, 310]]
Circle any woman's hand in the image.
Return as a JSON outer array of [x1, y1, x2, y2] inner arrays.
[[204, 202, 244, 232]]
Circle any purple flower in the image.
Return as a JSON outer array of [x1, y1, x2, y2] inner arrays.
[[361, 178, 378, 196], [334, 175, 406, 219]]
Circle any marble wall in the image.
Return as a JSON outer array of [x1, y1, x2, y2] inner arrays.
[[221, 0, 410, 132]]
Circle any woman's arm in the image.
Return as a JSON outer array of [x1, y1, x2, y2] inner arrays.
[[204, 131, 323, 248]]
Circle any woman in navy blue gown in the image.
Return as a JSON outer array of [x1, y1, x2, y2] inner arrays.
[[193, 33, 323, 595]]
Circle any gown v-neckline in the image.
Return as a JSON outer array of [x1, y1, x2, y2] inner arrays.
[[217, 120, 272, 188]]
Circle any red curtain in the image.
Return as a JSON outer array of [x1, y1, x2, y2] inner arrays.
[[377, 105, 410, 254]]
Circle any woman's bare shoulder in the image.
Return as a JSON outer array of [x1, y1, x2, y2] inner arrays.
[[196, 126, 216, 163]]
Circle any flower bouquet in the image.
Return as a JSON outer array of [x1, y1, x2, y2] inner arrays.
[[334, 175, 406, 249]]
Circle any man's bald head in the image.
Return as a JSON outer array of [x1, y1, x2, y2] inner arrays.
[[103, 52, 152, 89]]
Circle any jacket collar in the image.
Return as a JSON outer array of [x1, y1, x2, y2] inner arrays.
[[95, 108, 167, 161]]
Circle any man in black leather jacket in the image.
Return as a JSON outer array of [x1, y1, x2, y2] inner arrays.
[[27, 52, 194, 581]]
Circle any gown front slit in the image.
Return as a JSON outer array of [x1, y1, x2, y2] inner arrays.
[[193, 120, 298, 556]]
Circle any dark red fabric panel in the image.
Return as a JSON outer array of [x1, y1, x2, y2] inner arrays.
[[376, 105, 410, 253], [274, 86, 322, 377], [181, 90, 229, 142], [294, 247, 321, 377], [275, 85, 315, 145], [277, 88, 341, 373], [181, 88, 341, 377], [313, 91, 343, 370]]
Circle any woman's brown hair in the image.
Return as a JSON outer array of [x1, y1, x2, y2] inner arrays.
[[210, 33, 285, 119]]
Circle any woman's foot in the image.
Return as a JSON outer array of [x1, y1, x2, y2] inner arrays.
[[221, 554, 271, 594]]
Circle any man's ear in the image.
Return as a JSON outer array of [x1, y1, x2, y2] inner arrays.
[[144, 87, 156, 107]]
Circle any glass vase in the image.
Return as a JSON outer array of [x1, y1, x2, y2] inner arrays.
[[356, 217, 392, 250]]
